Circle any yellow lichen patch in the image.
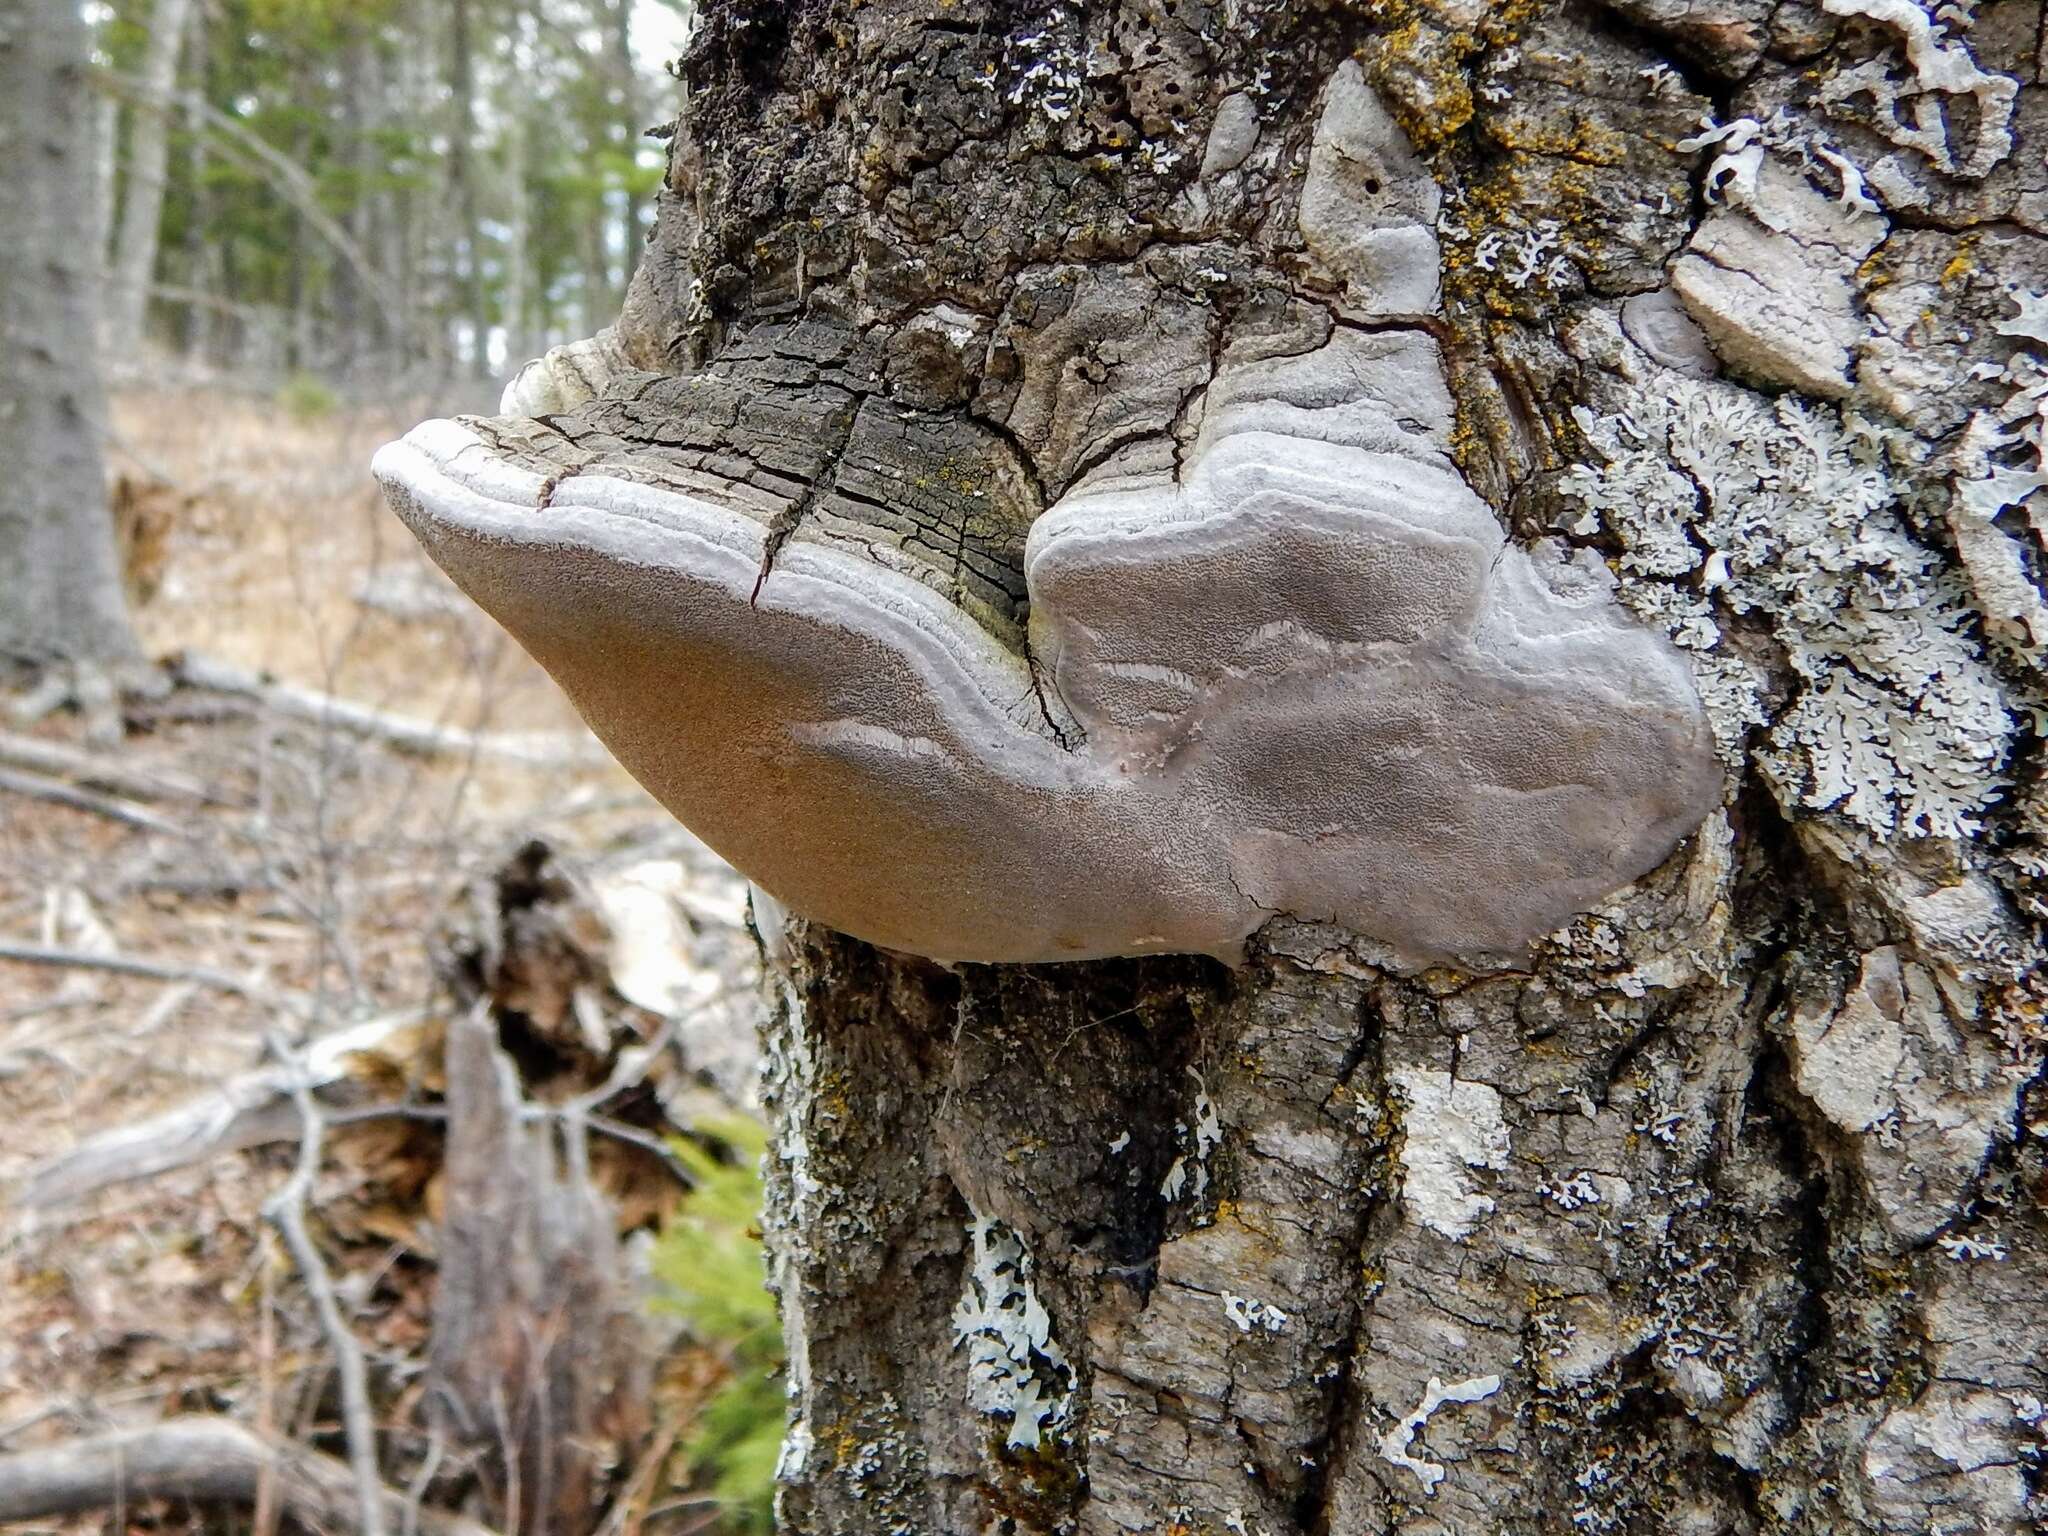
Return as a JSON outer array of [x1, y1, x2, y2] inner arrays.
[[1487, 108, 1632, 169], [1361, 19, 1479, 153], [1939, 236, 1978, 289]]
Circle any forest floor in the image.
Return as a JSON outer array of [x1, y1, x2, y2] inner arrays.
[[0, 386, 765, 1534]]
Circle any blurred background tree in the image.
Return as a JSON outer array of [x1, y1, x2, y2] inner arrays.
[[91, 0, 690, 390]]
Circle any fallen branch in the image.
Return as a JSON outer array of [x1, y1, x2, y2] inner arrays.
[[0, 1417, 497, 1536], [13, 1011, 428, 1208], [0, 940, 287, 1009], [0, 729, 220, 805], [0, 765, 185, 835], [173, 652, 608, 769], [263, 1048, 388, 1536]]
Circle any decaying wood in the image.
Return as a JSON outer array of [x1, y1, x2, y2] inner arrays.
[[429, 1004, 649, 1536], [0, 1416, 498, 1536], [10, 1010, 428, 1209]]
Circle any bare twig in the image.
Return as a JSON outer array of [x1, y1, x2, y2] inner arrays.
[[255, 1233, 282, 1536], [0, 940, 289, 1007], [0, 1416, 498, 1536], [262, 1053, 388, 1536], [403, 1427, 448, 1536], [594, 1410, 685, 1536], [0, 764, 186, 835]]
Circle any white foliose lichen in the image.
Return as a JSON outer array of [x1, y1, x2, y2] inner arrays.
[[1002, 4, 1083, 125], [1680, 108, 1884, 220], [1221, 1292, 1290, 1334], [1537, 1171, 1602, 1211], [1562, 375, 2019, 839], [1377, 1372, 1503, 1495], [1389, 1067, 1510, 1241], [1952, 290, 2048, 663], [1472, 219, 1574, 292], [1160, 1068, 1223, 1205], [951, 1210, 1075, 1450], [1937, 1232, 2009, 1262], [1818, 0, 2017, 180]]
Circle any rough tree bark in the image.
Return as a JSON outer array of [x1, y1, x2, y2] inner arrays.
[[0, 0, 140, 667], [415, 2, 2048, 1532]]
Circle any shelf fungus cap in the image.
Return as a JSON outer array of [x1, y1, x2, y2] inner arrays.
[[374, 331, 1719, 967]]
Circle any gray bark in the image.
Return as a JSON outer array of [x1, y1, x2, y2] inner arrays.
[[422, 1, 2048, 1531], [0, 0, 139, 666], [91, 93, 119, 277], [106, 0, 194, 351]]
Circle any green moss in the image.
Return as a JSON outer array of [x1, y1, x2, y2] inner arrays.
[[650, 1115, 784, 1535]]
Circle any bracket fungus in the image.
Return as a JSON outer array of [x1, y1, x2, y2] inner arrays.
[[375, 311, 1719, 967]]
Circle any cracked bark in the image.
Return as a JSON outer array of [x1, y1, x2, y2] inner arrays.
[[542, 2, 2047, 1531]]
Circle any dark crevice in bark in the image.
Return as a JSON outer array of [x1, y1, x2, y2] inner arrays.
[[1583, 0, 1758, 98], [1746, 1037, 1837, 1426], [1303, 985, 1394, 1536]]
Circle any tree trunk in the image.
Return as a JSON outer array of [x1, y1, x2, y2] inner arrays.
[[178, 4, 211, 366], [503, 9, 534, 374], [608, 0, 641, 307], [334, 20, 378, 378], [106, 0, 195, 352], [386, 2, 2048, 1532], [91, 93, 119, 278], [447, 0, 490, 380], [0, 0, 140, 667]]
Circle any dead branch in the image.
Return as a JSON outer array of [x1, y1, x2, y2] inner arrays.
[[263, 1045, 388, 1536], [0, 1416, 497, 1536], [0, 729, 220, 804], [12, 1011, 428, 1208], [0, 940, 290, 1009], [0, 764, 186, 835], [174, 652, 608, 769]]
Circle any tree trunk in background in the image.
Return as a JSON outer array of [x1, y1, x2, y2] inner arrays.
[[504, 100, 532, 370], [334, 21, 376, 377], [503, 4, 535, 371], [387, 21, 424, 374], [607, 0, 640, 307], [0, 0, 140, 666], [106, 0, 194, 352], [446, 0, 490, 380], [178, 4, 211, 365], [548, 2, 2048, 1531], [91, 94, 119, 279]]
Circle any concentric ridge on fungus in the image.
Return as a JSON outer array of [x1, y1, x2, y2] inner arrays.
[[374, 350, 1718, 967]]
